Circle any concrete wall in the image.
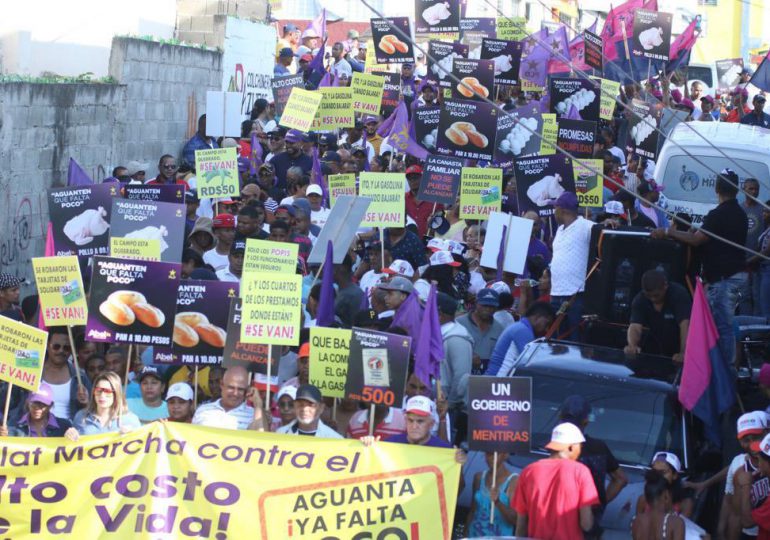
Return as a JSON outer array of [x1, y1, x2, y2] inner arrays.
[[176, 0, 269, 47]]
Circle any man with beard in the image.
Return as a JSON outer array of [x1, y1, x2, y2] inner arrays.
[[268, 129, 312, 190], [276, 384, 342, 438]]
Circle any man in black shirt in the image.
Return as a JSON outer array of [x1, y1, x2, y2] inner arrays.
[[625, 270, 691, 361], [612, 190, 656, 228], [653, 169, 748, 365]]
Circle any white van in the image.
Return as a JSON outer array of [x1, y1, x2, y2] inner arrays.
[[653, 122, 770, 225]]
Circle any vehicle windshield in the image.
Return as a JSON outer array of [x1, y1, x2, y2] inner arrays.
[[687, 66, 713, 89], [662, 154, 770, 205], [521, 370, 684, 468]]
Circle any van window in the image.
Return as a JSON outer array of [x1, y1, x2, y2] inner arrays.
[[662, 155, 770, 205], [687, 66, 713, 89]]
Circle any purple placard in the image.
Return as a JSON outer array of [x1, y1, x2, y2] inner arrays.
[[109, 199, 187, 263], [480, 38, 523, 86], [436, 99, 498, 161], [467, 376, 532, 453], [419, 154, 463, 205], [86, 256, 181, 345], [345, 327, 412, 406], [221, 298, 280, 374], [513, 154, 576, 218], [371, 17, 414, 64], [451, 58, 495, 101], [427, 41, 469, 89], [459, 17, 496, 58], [625, 98, 659, 161], [415, 0, 461, 35], [123, 184, 185, 204], [48, 183, 121, 257], [493, 104, 543, 168], [374, 71, 402, 118], [584, 30, 603, 71], [632, 9, 673, 62], [413, 106, 441, 152], [556, 118, 597, 159], [549, 77, 600, 121], [272, 74, 305, 117]]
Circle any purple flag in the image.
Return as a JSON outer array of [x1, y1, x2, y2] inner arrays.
[[564, 103, 582, 120], [249, 133, 262, 176], [382, 102, 429, 160], [413, 283, 444, 388], [309, 40, 326, 77], [68, 158, 93, 186], [316, 240, 336, 327], [311, 146, 330, 208], [307, 8, 327, 40], [392, 289, 424, 342], [377, 108, 397, 137], [496, 224, 507, 282], [519, 40, 552, 87], [319, 71, 332, 88], [362, 128, 371, 172]]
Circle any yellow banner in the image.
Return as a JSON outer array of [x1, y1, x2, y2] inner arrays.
[[280, 88, 324, 132], [359, 172, 406, 228], [0, 315, 47, 391], [328, 174, 357, 207], [309, 327, 351, 398], [459, 168, 502, 220], [539, 113, 558, 155], [194, 148, 240, 199], [32, 256, 88, 326], [311, 88, 355, 131], [109, 237, 161, 261], [0, 423, 460, 538], [240, 273, 302, 345]]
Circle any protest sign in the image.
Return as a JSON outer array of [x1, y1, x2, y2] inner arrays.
[[549, 77, 600, 121], [415, 0, 460, 36], [0, 315, 47, 392], [496, 16, 527, 41], [109, 199, 186, 263], [590, 77, 621, 120], [32, 256, 87, 327], [371, 17, 414, 64], [279, 88, 324, 132], [243, 239, 298, 275], [459, 17, 496, 58], [480, 38, 522, 86], [494, 104, 542, 167], [467, 376, 532, 453], [436, 99, 498, 161], [359, 172, 406, 228], [194, 147, 240, 200], [413, 106, 441, 153], [345, 327, 411, 407], [222, 298, 279, 373], [375, 71, 402, 118], [309, 327, 351, 399], [419, 155, 463, 206], [584, 30, 603, 71], [351, 72, 386, 115], [311, 87, 355, 131], [85, 257, 181, 346], [271, 74, 305, 117], [364, 39, 387, 74], [538, 113, 558, 156], [632, 9, 673, 62], [328, 174, 357, 207], [163, 280, 238, 366], [459, 167, 502, 220], [626, 98, 659, 160], [451, 58, 495, 101], [426, 41, 468, 90], [123, 184, 185, 203], [307, 196, 372, 265], [240, 273, 302, 346], [574, 159, 604, 209], [716, 58, 744, 94], [557, 118, 597, 159], [514, 155, 576, 218], [479, 212, 534, 275], [109, 237, 161, 261], [0, 422, 461, 539], [205, 91, 242, 137], [48, 183, 120, 257]]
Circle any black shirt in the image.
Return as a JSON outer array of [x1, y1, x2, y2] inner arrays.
[[579, 435, 621, 508], [700, 198, 748, 282], [630, 212, 656, 229], [630, 282, 692, 356]]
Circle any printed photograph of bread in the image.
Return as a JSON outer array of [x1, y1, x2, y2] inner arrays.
[[99, 290, 165, 328], [445, 121, 488, 149], [456, 77, 490, 99], [174, 312, 227, 348], [378, 34, 409, 55]]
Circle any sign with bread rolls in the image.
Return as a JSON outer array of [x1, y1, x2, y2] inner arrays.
[[48, 183, 120, 257], [451, 58, 494, 102], [493, 104, 543, 168], [109, 199, 186, 263], [370, 17, 414, 64], [632, 8, 672, 62], [436, 99, 498, 161], [85, 257, 181, 346]]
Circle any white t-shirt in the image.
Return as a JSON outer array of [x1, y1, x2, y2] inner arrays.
[[215, 267, 240, 283], [550, 217, 595, 297], [359, 270, 385, 305], [47, 379, 71, 420], [203, 249, 230, 272], [311, 207, 331, 229], [725, 453, 759, 536]]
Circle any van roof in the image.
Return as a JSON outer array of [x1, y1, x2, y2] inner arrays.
[[667, 122, 770, 153]]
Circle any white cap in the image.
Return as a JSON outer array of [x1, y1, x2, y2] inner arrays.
[[427, 238, 447, 252], [604, 201, 625, 215], [737, 410, 768, 438], [306, 184, 323, 196], [221, 138, 239, 148], [167, 382, 194, 401], [488, 281, 511, 295], [446, 240, 466, 255], [430, 250, 461, 267], [753, 433, 770, 457], [651, 451, 682, 473], [544, 422, 586, 451], [413, 278, 430, 303], [276, 385, 297, 401], [382, 259, 415, 278], [405, 395, 433, 417]]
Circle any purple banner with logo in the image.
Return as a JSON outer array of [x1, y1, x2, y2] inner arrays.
[[345, 327, 412, 406], [467, 376, 532, 453]]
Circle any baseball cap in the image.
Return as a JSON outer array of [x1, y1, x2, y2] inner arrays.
[[638, 180, 664, 196], [760, 364, 770, 387], [430, 250, 461, 267], [405, 164, 424, 176], [741, 67, 754, 76], [319, 133, 338, 146], [476, 288, 500, 307], [731, 87, 749, 98], [167, 382, 194, 401], [213, 213, 236, 229], [720, 168, 740, 186], [0, 273, 21, 290], [426, 238, 447, 252], [125, 160, 149, 176], [378, 276, 414, 294], [322, 151, 341, 163], [353, 309, 380, 327], [301, 27, 319, 39], [488, 281, 511, 295], [436, 292, 458, 315], [306, 184, 323, 197], [298, 342, 310, 358], [230, 239, 247, 254], [279, 47, 294, 58], [651, 451, 682, 473], [446, 240, 466, 256], [752, 432, 770, 456], [670, 89, 683, 103], [554, 192, 579, 211], [604, 200, 625, 216], [284, 129, 304, 143], [405, 395, 433, 417], [27, 382, 54, 406], [348, 29, 360, 39], [679, 98, 695, 112], [300, 53, 313, 63], [560, 395, 591, 425], [544, 422, 586, 451], [363, 115, 379, 124], [276, 385, 297, 401], [295, 384, 323, 404], [351, 146, 367, 156], [185, 189, 200, 203], [284, 23, 298, 32], [138, 366, 162, 382], [737, 410, 768, 439], [382, 259, 415, 278], [276, 204, 296, 217]]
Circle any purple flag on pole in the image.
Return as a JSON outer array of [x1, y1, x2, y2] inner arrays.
[[309, 40, 326, 77], [311, 146, 330, 208], [307, 9, 327, 40], [413, 283, 444, 388], [362, 129, 371, 171], [383, 102, 429, 160], [564, 103, 582, 120], [319, 71, 332, 88], [496, 225, 507, 281], [316, 240, 336, 327], [68, 158, 93, 186], [392, 289, 424, 342]]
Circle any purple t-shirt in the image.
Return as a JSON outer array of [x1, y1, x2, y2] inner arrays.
[[385, 433, 453, 448]]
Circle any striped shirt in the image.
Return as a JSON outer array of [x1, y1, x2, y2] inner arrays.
[[192, 399, 254, 430]]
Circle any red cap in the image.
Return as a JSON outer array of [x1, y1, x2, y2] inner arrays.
[[405, 165, 423, 176], [298, 342, 310, 358], [300, 54, 313, 62], [212, 213, 235, 229]]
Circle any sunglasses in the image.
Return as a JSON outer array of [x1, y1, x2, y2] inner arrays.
[[51, 343, 71, 352], [94, 387, 115, 396], [278, 400, 294, 409], [162, 164, 178, 170]]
